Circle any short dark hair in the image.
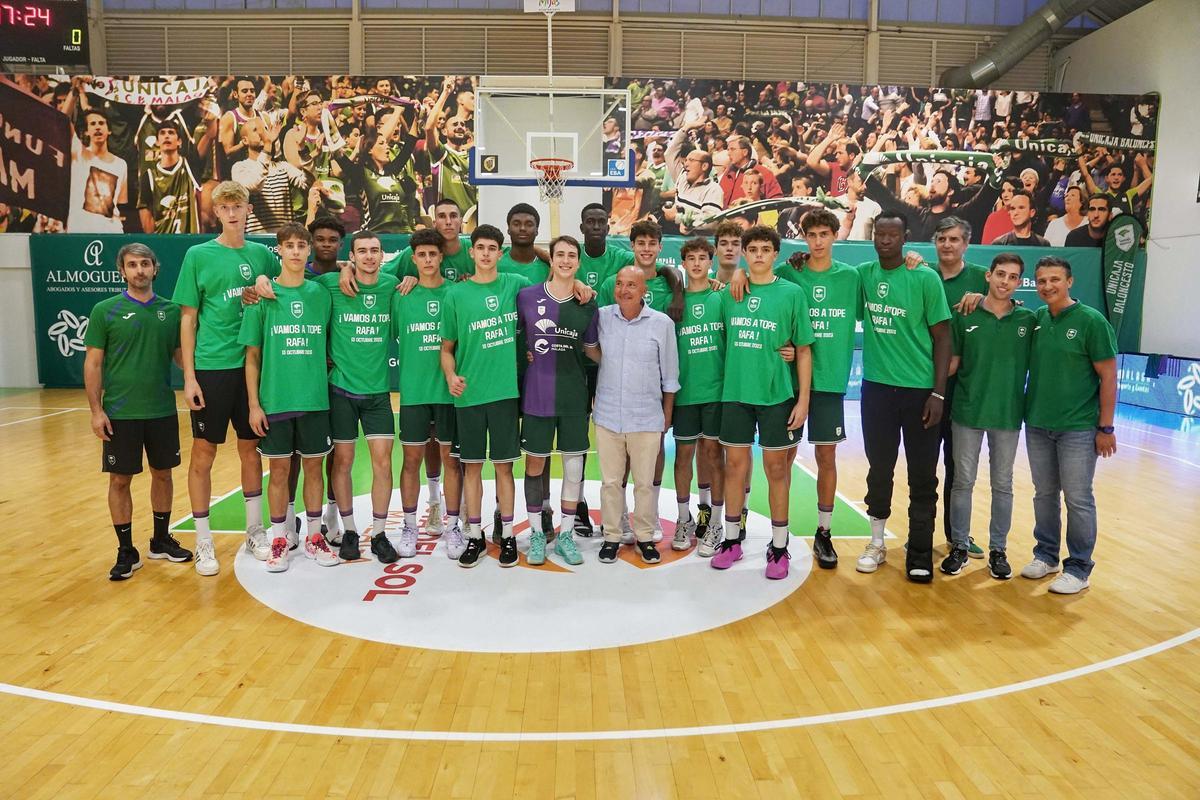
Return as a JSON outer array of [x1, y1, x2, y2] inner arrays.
[[276, 222, 312, 245], [800, 208, 839, 235], [308, 216, 345, 238], [410, 228, 444, 251], [350, 231, 381, 250], [1088, 192, 1113, 210], [471, 224, 504, 247], [433, 197, 461, 212], [507, 202, 540, 226], [680, 237, 715, 259], [989, 252, 1025, 276], [875, 210, 908, 232], [1035, 255, 1072, 277], [629, 219, 662, 243], [1010, 188, 1035, 210], [580, 202, 607, 219], [1104, 162, 1126, 176], [741, 224, 780, 251], [932, 168, 960, 194], [549, 235, 581, 257], [712, 221, 743, 244], [156, 120, 181, 138]]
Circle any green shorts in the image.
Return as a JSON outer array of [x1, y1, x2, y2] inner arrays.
[[258, 411, 333, 459], [330, 389, 395, 443], [673, 402, 722, 443], [455, 398, 520, 464], [521, 414, 591, 457], [719, 399, 802, 450], [807, 391, 847, 444], [398, 403, 456, 446]]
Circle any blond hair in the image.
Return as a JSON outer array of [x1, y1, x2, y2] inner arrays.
[[211, 180, 249, 205]]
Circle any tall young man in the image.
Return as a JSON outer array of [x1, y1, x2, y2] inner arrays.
[[516, 235, 598, 567], [381, 197, 475, 283], [856, 212, 952, 583], [776, 209, 861, 569], [440, 225, 530, 568], [941, 253, 1036, 579], [1020, 256, 1118, 595], [712, 225, 814, 580], [394, 229, 466, 561], [674, 238, 725, 555], [85, 244, 192, 580], [240, 223, 337, 573], [174, 180, 279, 576], [498, 203, 550, 284]]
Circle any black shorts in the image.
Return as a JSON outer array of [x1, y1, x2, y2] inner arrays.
[[189, 367, 255, 444], [103, 415, 181, 475]]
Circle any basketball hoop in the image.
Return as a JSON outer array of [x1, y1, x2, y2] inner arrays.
[[530, 157, 573, 203]]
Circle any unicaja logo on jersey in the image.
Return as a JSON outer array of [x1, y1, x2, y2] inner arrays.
[[813, 286, 826, 302], [748, 297, 761, 312], [691, 303, 705, 318], [239, 264, 253, 280], [534, 338, 551, 354], [486, 296, 499, 312], [426, 300, 440, 317], [83, 240, 104, 267], [363, 295, 377, 309], [291, 301, 304, 318], [1018, 325, 1027, 337], [157, 309, 166, 321], [877, 282, 889, 298], [586, 273, 598, 286], [1066, 329, 1078, 340]]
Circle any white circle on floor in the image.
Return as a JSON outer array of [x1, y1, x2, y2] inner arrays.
[[234, 480, 811, 653]]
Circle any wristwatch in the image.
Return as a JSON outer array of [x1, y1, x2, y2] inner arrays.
[[1096, 425, 1115, 434]]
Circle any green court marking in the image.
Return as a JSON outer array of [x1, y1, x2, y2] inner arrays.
[[173, 437, 869, 538]]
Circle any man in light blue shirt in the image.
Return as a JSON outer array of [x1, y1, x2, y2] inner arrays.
[[587, 267, 679, 565]]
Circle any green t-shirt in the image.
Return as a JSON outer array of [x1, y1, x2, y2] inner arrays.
[[597, 271, 675, 313], [172, 239, 279, 370], [719, 278, 815, 406], [237, 280, 332, 416], [1025, 302, 1117, 431], [316, 271, 398, 396], [83, 292, 180, 420], [498, 249, 550, 284], [941, 263, 989, 309], [393, 282, 453, 406], [951, 304, 1037, 430], [775, 260, 861, 394], [439, 273, 531, 408], [676, 288, 725, 406], [434, 145, 477, 213], [382, 237, 475, 283], [579, 245, 635, 289], [858, 261, 952, 389]]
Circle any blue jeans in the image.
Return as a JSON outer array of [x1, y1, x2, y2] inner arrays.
[[949, 422, 1020, 552], [1025, 426, 1099, 580]]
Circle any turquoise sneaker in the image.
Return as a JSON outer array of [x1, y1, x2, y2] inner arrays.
[[527, 530, 547, 565], [554, 532, 584, 566]]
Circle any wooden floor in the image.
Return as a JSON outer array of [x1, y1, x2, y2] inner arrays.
[[1, 388, 1198, 799]]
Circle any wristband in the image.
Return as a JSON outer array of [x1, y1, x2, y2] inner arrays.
[[930, 392, 945, 401]]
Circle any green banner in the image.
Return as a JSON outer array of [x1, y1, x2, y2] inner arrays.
[[1101, 214, 1146, 351], [30, 233, 1133, 388]]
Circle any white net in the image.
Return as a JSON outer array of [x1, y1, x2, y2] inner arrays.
[[531, 157, 573, 202]]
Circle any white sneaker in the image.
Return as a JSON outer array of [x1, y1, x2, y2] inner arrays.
[[620, 512, 635, 545], [445, 520, 466, 560], [856, 542, 887, 574], [424, 500, 443, 536], [1020, 559, 1061, 580], [194, 538, 219, 576], [245, 524, 270, 561], [305, 534, 339, 567], [672, 518, 696, 551], [698, 519, 722, 557], [266, 537, 289, 572], [1048, 573, 1089, 594], [652, 518, 664, 543], [399, 523, 418, 558]]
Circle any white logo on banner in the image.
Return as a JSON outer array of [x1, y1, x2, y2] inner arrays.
[[1178, 363, 1200, 416], [83, 240, 104, 267], [1114, 223, 1136, 251], [47, 310, 88, 357]]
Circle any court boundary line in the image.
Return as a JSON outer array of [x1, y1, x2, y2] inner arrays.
[[0, 627, 1194, 742], [0, 409, 81, 427]]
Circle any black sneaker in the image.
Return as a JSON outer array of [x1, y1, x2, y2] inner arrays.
[[812, 527, 837, 569], [459, 536, 486, 568], [148, 533, 193, 563], [940, 547, 970, 575], [988, 549, 1012, 580], [293, 516, 303, 551], [492, 508, 503, 545], [696, 503, 712, 538], [739, 508, 748, 542], [573, 499, 595, 537], [371, 534, 399, 564], [598, 541, 620, 563], [498, 536, 518, 567], [339, 531, 361, 562], [109, 546, 142, 581], [636, 541, 661, 564]]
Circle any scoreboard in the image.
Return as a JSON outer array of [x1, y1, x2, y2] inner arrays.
[[0, 1, 89, 68]]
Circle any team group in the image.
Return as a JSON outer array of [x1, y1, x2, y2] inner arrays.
[[85, 178, 1117, 594]]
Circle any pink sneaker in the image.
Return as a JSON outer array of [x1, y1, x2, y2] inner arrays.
[[710, 540, 743, 570], [765, 545, 790, 580]]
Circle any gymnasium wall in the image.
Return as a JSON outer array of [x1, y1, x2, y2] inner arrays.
[[1053, 0, 1200, 360]]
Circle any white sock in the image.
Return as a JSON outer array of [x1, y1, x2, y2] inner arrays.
[[427, 476, 441, 505], [698, 484, 711, 506], [195, 515, 212, 545], [469, 521, 483, 540], [245, 493, 262, 531], [271, 520, 286, 540], [711, 503, 724, 527], [870, 516, 887, 547], [724, 517, 740, 542], [307, 513, 322, 538], [817, 505, 833, 531], [448, 511, 460, 529], [371, 516, 386, 538], [677, 498, 691, 523], [403, 510, 417, 529], [285, 502, 296, 534], [771, 524, 789, 548], [323, 502, 339, 528], [502, 519, 514, 539], [528, 509, 542, 534], [340, 510, 355, 534]]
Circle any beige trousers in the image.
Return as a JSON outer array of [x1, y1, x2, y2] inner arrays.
[[595, 425, 661, 543]]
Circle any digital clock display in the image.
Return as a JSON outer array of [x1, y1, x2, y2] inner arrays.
[[0, 1, 88, 67]]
